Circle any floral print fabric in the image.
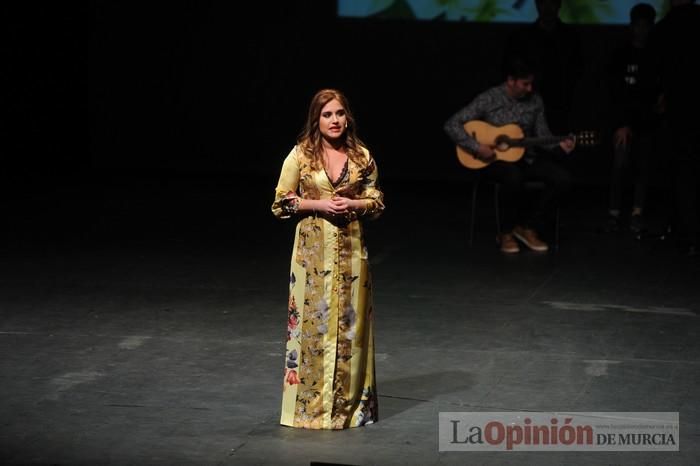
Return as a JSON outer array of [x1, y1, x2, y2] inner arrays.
[[272, 145, 384, 429]]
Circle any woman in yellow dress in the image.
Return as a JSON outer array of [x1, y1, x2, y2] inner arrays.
[[271, 88, 384, 429]]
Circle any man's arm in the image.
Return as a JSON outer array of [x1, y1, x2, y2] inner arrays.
[[443, 92, 489, 155]]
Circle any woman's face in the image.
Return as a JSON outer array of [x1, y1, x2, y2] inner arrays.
[[319, 98, 347, 142]]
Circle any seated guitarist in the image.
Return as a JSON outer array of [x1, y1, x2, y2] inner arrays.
[[444, 55, 576, 253]]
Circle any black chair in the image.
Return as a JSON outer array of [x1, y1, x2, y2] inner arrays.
[[468, 174, 560, 251]]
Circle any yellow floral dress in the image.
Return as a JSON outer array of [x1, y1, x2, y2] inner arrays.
[[271, 144, 384, 429]]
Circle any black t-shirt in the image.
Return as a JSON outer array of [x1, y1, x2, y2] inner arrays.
[[607, 43, 659, 131]]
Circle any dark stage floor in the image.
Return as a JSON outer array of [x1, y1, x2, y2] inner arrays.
[[1, 173, 698, 465]]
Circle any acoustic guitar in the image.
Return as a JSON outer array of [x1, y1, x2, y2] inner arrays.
[[456, 120, 598, 170]]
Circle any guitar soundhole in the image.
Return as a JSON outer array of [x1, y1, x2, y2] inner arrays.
[[494, 135, 511, 151]]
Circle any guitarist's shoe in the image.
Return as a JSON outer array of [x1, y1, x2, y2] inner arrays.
[[498, 233, 520, 254], [512, 226, 549, 252]]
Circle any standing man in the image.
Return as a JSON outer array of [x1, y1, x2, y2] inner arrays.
[[647, 0, 700, 255], [503, 0, 584, 136], [605, 3, 659, 234]]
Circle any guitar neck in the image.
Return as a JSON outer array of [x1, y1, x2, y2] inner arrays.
[[515, 136, 566, 148]]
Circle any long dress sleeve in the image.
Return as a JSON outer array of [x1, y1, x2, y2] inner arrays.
[[271, 147, 301, 219], [354, 153, 384, 220]]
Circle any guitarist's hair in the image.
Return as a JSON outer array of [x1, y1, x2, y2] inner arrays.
[[501, 54, 539, 81]]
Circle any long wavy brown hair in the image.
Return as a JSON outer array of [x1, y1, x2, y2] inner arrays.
[[297, 88, 369, 171]]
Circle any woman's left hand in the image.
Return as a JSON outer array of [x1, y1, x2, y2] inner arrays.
[[331, 196, 358, 214]]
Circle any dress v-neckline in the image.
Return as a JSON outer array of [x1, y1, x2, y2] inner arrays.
[[325, 158, 349, 188]]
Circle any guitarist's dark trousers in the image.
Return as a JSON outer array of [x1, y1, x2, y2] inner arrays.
[[480, 152, 572, 235]]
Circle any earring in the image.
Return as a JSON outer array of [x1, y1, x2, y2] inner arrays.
[[345, 122, 348, 128]]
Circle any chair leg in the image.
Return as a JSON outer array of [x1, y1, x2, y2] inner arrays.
[[494, 183, 501, 238], [469, 180, 478, 247], [554, 207, 560, 251]]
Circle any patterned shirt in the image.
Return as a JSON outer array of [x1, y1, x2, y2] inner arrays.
[[443, 84, 555, 162]]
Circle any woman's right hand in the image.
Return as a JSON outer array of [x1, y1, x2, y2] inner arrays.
[[312, 198, 348, 216]]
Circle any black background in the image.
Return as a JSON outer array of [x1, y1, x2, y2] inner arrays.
[[3, 1, 633, 230]]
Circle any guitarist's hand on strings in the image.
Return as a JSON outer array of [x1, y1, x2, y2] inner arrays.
[[476, 143, 497, 162], [613, 127, 631, 148], [559, 136, 576, 154]]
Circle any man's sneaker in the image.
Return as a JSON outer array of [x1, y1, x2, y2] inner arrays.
[[512, 226, 549, 252], [629, 214, 647, 234], [497, 233, 520, 254]]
